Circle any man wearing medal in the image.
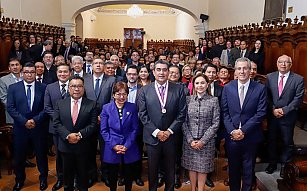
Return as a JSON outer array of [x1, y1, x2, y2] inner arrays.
[[138, 59, 187, 191]]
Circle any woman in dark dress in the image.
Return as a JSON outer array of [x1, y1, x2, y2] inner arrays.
[[248, 39, 265, 74], [9, 39, 30, 65]]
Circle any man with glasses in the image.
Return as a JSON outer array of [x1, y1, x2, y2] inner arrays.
[[265, 55, 305, 177], [7, 62, 48, 191], [53, 75, 97, 191]]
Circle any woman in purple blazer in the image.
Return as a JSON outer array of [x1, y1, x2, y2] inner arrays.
[[100, 81, 141, 191]]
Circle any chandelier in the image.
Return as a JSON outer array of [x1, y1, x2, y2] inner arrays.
[[127, 4, 144, 18]]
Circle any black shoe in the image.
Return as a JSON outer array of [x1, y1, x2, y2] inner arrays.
[[48, 149, 56, 157], [157, 177, 164, 188], [205, 178, 214, 188], [265, 164, 277, 174], [135, 178, 144, 186], [25, 160, 36, 168], [118, 177, 125, 186], [39, 180, 48, 190], [13, 182, 24, 191], [174, 178, 182, 189], [280, 166, 285, 178], [104, 178, 110, 187], [52, 180, 63, 191]]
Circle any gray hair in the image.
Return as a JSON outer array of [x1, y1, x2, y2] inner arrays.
[[72, 55, 83, 63], [234, 57, 251, 70]]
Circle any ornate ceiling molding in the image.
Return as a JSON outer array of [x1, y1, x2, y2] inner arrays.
[[96, 7, 178, 16]]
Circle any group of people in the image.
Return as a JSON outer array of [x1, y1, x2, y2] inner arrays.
[[0, 34, 305, 191]]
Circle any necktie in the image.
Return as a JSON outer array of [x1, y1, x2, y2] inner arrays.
[[240, 50, 244, 57], [87, 65, 91, 74], [278, 75, 285, 96], [26, 85, 32, 111], [208, 84, 212, 96], [239, 85, 245, 108], [158, 86, 165, 103], [72, 100, 78, 125], [61, 84, 66, 99], [64, 48, 69, 61], [37, 77, 42, 83], [95, 79, 100, 97]]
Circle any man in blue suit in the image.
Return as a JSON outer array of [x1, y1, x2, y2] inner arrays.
[[7, 62, 48, 191], [221, 57, 267, 191], [44, 63, 71, 191]]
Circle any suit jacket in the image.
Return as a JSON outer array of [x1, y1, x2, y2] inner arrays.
[[29, 44, 44, 62], [84, 74, 115, 113], [7, 81, 46, 134], [221, 80, 267, 143], [53, 97, 97, 154], [100, 101, 141, 164], [59, 46, 77, 58], [213, 81, 224, 103], [229, 47, 240, 66], [44, 81, 68, 134], [266, 71, 305, 125], [138, 82, 187, 145], [0, 74, 20, 123], [43, 65, 58, 85]]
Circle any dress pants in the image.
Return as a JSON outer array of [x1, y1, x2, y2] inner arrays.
[[146, 136, 176, 191], [53, 134, 63, 181], [106, 161, 137, 191], [88, 131, 98, 180], [268, 117, 296, 164], [13, 130, 48, 183], [62, 152, 89, 191], [226, 139, 258, 191]]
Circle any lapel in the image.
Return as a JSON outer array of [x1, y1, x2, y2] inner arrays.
[[8, 74, 16, 84], [98, 75, 108, 98], [232, 81, 241, 109], [110, 101, 121, 127], [74, 98, 87, 127], [121, 104, 130, 126], [56, 82, 63, 99], [272, 72, 279, 97], [87, 75, 96, 98], [241, 81, 255, 110], [150, 83, 163, 110], [280, 72, 293, 98], [32, 82, 42, 111], [165, 82, 173, 109]]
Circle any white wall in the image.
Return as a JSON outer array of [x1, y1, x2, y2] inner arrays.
[[176, 11, 199, 41], [286, 0, 307, 20], [208, 0, 265, 29], [1, 0, 62, 26]]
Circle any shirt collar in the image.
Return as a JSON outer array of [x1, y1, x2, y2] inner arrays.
[[71, 97, 82, 103], [93, 74, 103, 81], [23, 80, 35, 87], [278, 71, 290, 78], [238, 79, 250, 88]]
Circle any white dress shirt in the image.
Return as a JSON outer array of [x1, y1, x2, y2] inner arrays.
[[23, 81, 35, 110]]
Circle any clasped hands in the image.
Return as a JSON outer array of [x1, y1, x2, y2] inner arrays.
[[190, 140, 204, 150], [25, 119, 36, 129], [157, 130, 171, 142], [273, 108, 284, 118], [231, 129, 244, 141], [67, 133, 81, 144], [113, 145, 127, 154]]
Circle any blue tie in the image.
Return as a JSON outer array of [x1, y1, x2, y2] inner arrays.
[[27, 85, 32, 111], [87, 65, 91, 74], [95, 79, 100, 97]]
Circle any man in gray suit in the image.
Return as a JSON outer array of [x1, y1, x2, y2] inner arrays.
[[138, 60, 187, 191], [265, 54, 305, 177], [0, 58, 23, 124], [84, 58, 115, 186]]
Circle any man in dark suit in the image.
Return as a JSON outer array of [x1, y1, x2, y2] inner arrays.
[[83, 58, 115, 186], [53, 75, 97, 191], [170, 53, 183, 80], [138, 60, 187, 191], [230, 40, 249, 67], [60, 40, 77, 63], [7, 62, 48, 191], [265, 55, 305, 176], [229, 38, 241, 67], [221, 57, 267, 191], [29, 40, 53, 62], [44, 63, 71, 191], [42, 51, 58, 84], [72, 56, 87, 78]]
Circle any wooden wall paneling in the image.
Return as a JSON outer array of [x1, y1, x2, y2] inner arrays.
[[265, 36, 281, 73], [293, 42, 307, 86]]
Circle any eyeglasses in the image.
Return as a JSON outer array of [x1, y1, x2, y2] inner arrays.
[[114, 93, 128, 97], [69, 85, 84, 89], [23, 71, 36, 75]]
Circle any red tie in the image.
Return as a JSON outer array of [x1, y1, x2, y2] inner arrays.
[[278, 75, 285, 96], [72, 100, 78, 125]]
